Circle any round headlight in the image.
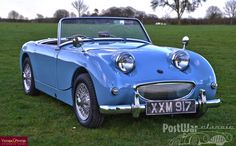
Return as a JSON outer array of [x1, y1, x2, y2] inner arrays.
[[116, 52, 135, 74], [172, 50, 190, 71]]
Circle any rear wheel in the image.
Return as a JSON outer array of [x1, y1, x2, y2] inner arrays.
[[22, 57, 38, 95], [73, 73, 104, 128]]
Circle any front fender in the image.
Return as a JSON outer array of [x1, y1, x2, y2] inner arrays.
[[85, 52, 134, 105], [56, 46, 127, 105]]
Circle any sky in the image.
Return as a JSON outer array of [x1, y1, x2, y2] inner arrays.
[[0, 0, 228, 19]]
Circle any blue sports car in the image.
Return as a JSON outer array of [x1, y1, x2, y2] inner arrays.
[[20, 17, 221, 128]]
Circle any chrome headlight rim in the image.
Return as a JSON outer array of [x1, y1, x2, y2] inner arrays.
[[172, 50, 190, 71], [116, 52, 135, 74]]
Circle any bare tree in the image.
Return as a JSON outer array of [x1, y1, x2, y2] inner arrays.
[[94, 9, 99, 15], [19, 15, 24, 20], [102, 7, 136, 17], [206, 6, 222, 19], [224, 0, 236, 24], [151, 0, 206, 24], [8, 10, 20, 19], [36, 14, 44, 19], [135, 10, 147, 21], [70, 12, 77, 17], [91, 9, 99, 16], [72, 0, 89, 17], [53, 9, 69, 20], [102, 7, 123, 17], [123, 6, 136, 17]]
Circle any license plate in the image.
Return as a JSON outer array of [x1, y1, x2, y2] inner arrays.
[[146, 100, 196, 115]]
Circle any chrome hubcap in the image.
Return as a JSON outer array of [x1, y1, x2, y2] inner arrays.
[[75, 83, 91, 121], [23, 64, 32, 91]]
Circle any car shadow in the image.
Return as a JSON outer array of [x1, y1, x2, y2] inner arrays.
[[32, 92, 205, 129], [102, 113, 204, 129]]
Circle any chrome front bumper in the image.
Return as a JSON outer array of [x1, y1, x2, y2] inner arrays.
[[100, 89, 221, 117]]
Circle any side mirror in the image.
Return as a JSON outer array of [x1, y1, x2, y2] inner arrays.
[[182, 36, 189, 49], [72, 37, 81, 47]]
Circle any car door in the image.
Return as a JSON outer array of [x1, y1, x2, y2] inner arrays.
[[33, 43, 58, 88], [56, 46, 84, 90]]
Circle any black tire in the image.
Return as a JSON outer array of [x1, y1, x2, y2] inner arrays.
[[22, 57, 39, 95], [73, 73, 104, 128]]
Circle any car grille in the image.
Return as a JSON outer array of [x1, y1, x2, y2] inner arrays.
[[136, 82, 194, 100]]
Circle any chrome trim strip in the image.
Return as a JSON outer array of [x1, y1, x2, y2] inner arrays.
[[100, 105, 133, 114], [57, 18, 63, 46], [131, 91, 143, 117], [197, 89, 208, 114], [134, 81, 196, 101], [133, 80, 196, 89], [36, 38, 57, 44], [137, 19, 152, 43], [206, 99, 221, 107], [59, 38, 151, 48], [99, 89, 221, 117], [59, 40, 73, 48]]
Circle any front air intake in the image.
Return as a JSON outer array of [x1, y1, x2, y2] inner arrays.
[[137, 82, 195, 100]]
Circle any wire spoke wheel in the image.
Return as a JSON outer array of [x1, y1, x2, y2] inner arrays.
[[75, 83, 91, 121], [73, 73, 104, 128], [23, 63, 32, 92], [22, 57, 38, 95]]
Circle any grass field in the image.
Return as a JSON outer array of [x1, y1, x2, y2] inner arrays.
[[0, 23, 235, 146]]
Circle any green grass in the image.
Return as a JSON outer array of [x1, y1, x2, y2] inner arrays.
[[0, 23, 235, 146]]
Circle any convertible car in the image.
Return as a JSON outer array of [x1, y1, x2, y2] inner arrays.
[[20, 17, 221, 128]]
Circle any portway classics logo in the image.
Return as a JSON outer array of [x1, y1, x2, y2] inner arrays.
[[163, 123, 234, 146]]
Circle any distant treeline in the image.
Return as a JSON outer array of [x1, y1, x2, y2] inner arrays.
[[160, 18, 236, 25], [1, 6, 236, 25], [0, 18, 58, 23], [1, 17, 236, 25]]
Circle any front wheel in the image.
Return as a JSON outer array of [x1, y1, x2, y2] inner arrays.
[[73, 73, 104, 128], [22, 57, 38, 95]]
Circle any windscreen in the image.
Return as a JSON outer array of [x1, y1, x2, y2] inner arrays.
[[60, 18, 149, 43]]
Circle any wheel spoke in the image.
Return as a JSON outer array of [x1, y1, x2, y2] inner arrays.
[[23, 64, 32, 91], [75, 83, 91, 121]]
